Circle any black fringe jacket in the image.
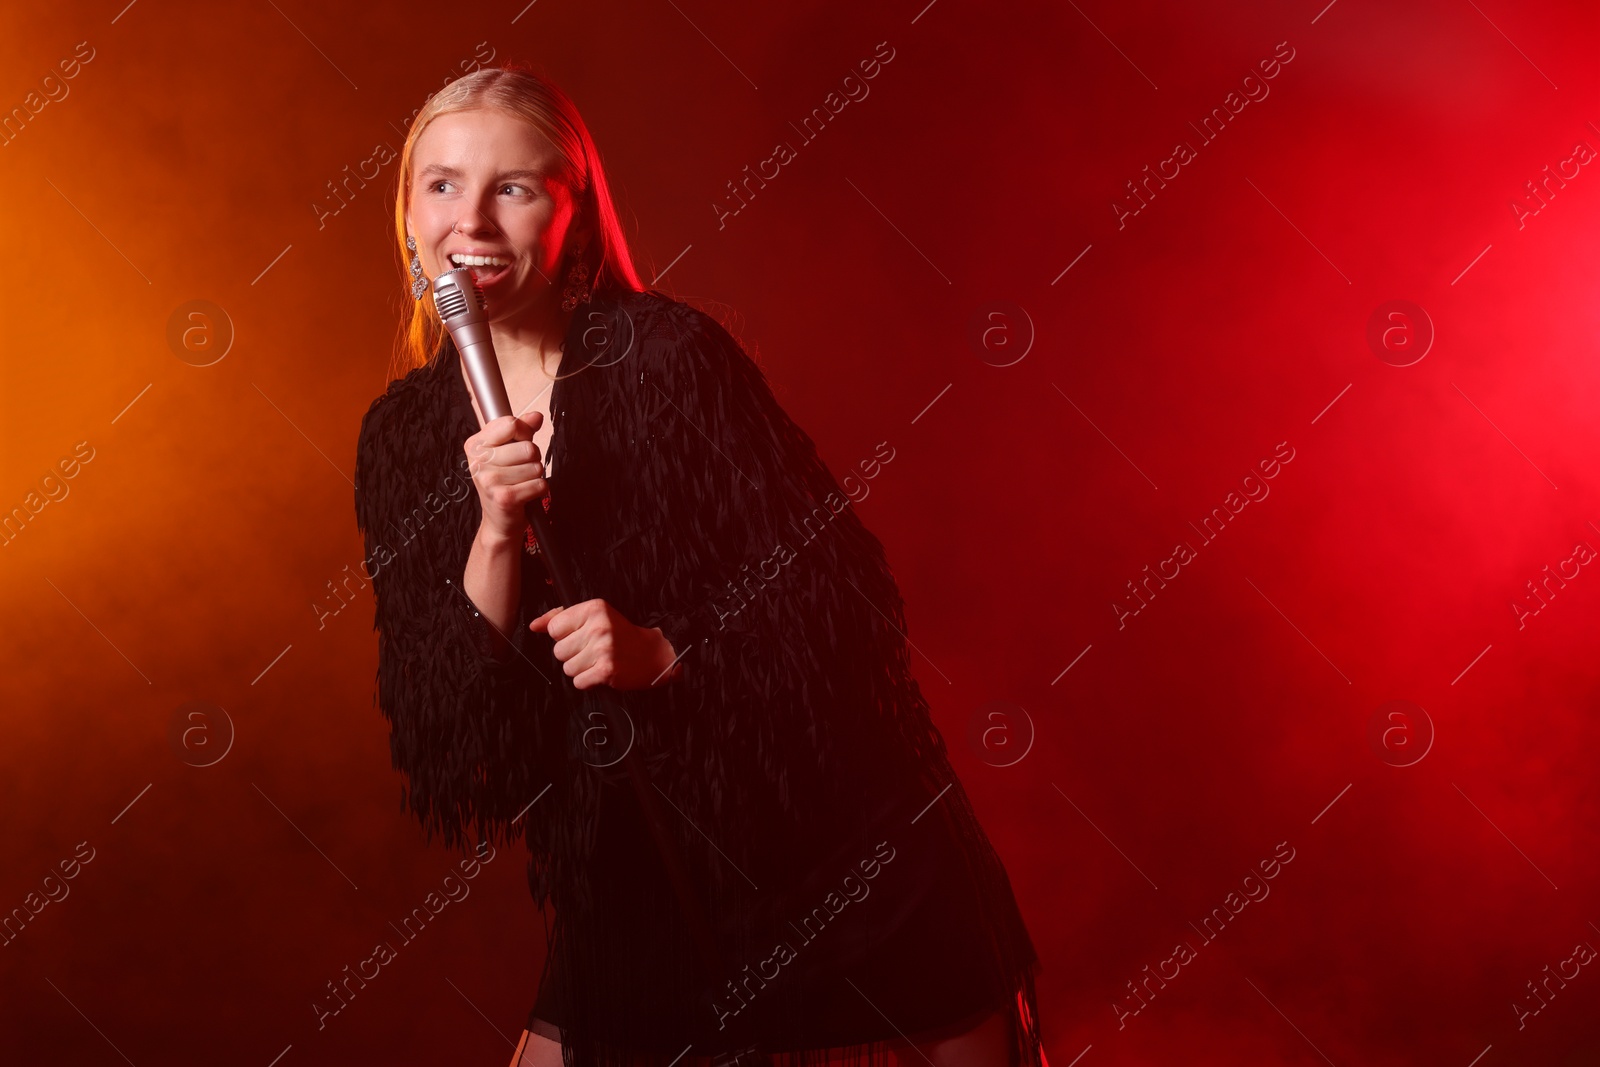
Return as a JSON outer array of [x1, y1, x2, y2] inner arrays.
[[353, 290, 1042, 1066]]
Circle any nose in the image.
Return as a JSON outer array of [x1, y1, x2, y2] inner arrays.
[[454, 209, 498, 237], [454, 188, 502, 238]]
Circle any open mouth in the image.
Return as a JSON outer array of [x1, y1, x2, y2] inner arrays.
[[449, 253, 513, 286]]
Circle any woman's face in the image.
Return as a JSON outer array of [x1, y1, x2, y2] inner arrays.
[[405, 107, 585, 322]]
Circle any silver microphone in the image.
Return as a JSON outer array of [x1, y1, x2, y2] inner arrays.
[[432, 267, 513, 421], [432, 267, 577, 606]]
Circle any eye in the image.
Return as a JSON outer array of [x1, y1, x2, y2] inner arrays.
[[501, 183, 533, 196], [429, 180, 451, 193]]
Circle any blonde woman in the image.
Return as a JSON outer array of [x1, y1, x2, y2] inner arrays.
[[354, 65, 1044, 1067]]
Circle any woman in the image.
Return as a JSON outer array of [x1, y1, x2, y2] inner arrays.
[[353, 66, 1044, 1067]]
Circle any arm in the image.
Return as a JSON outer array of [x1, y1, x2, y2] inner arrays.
[[463, 522, 523, 647], [459, 400, 679, 688], [353, 388, 562, 850], [461, 410, 546, 646]]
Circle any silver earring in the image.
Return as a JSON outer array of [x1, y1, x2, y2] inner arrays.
[[406, 235, 428, 300]]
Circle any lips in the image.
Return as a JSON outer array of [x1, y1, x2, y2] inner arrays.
[[447, 251, 514, 287], [465, 262, 511, 286]]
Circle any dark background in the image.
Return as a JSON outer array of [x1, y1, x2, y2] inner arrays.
[[3, 0, 1599, 1064]]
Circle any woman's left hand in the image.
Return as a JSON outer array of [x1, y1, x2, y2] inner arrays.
[[529, 599, 682, 690]]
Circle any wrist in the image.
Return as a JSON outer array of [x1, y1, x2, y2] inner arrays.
[[475, 519, 524, 553], [648, 626, 684, 685]]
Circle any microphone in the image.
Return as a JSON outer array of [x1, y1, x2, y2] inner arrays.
[[431, 267, 579, 608]]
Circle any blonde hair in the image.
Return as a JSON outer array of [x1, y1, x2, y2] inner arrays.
[[389, 65, 645, 381]]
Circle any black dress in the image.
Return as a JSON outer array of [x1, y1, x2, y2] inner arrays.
[[353, 289, 1044, 1067], [525, 708, 1025, 1061]]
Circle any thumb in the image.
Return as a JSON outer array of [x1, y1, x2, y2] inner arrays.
[[528, 606, 561, 633]]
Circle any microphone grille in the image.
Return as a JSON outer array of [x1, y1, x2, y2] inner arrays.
[[431, 267, 487, 323], [434, 282, 469, 321]]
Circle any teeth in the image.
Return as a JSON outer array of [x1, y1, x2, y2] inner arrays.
[[450, 254, 510, 267]]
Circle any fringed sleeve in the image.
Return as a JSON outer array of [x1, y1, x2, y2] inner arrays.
[[353, 380, 564, 860]]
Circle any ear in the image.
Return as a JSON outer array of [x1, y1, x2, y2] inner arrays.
[[568, 197, 595, 249]]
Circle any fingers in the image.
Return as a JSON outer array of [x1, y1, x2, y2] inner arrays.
[[560, 635, 609, 679], [531, 602, 616, 686], [467, 438, 543, 470], [570, 666, 606, 690], [481, 411, 542, 445], [480, 475, 547, 516], [526, 599, 667, 691], [532, 600, 601, 641], [465, 414, 542, 466], [465, 414, 548, 531], [563, 642, 616, 689], [496, 460, 545, 481]]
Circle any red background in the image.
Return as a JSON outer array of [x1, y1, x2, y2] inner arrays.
[[2, 1, 1599, 1064]]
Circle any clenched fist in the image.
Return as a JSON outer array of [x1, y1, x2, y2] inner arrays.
[[464, 412, 546, 542], [530, 599, 684, 690]]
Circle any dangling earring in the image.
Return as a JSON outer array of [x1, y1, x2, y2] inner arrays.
[[406, 235, 428, 300], [561, 246, 592, 311]]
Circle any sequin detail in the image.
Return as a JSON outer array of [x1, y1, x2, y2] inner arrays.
[[524, 493, 553, 555]]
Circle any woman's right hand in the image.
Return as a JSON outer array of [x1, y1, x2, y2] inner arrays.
[[464, 412, 546, 542]]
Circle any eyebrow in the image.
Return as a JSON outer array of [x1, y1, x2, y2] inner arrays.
[[416, 163, 550, 182]]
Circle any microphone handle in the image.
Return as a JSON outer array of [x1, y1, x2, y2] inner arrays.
[[457, 335, 580, 608], [527, 504, 579, 609]]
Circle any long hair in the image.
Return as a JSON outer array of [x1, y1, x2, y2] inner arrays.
[[389, 65, 645, 381]]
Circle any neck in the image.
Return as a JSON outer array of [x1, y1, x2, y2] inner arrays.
[[488, 291, 571, 379]]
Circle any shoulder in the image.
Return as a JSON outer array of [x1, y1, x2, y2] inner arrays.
[[357, 356, 449, 463], [584, 289, 758, 387], [579, 289, 742, 353], [353, 357, 460, 526], [602, 288, 711, 330]]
